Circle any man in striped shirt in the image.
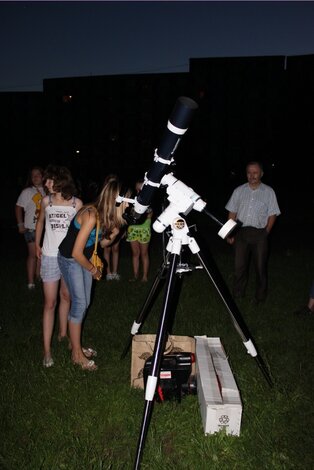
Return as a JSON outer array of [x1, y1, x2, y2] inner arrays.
[[225, 161, 281, 304]]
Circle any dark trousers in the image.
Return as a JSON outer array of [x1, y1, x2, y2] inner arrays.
[[233, 227, 268, 301]]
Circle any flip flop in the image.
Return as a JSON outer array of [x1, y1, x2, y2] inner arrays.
[[72, 359, 98, 371], [43, 356, 54, 368], [82, 347, 97, 358]]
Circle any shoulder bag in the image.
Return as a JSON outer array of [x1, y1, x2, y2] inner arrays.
[[90, 213, 104, 280]]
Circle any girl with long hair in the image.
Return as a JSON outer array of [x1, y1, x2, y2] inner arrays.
[[58, 179, 130, 371]]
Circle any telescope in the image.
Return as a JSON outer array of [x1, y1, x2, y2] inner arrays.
[[117, 96, 273, 470], [123, 96, 198, 225]]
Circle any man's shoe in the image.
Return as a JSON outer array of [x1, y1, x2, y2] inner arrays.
[[294, 306, 314, 316]]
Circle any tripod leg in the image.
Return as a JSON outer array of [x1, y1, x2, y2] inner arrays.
[[120, 254, 169, 359], [134, 253, 179, 470], [195, 244, 273, 387], [166, 273, 183, 335]]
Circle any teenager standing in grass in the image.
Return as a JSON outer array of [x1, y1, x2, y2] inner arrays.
[[225, 161, 281, 304], [102, 174, 122, 281], [35, 165, 83, 368], [15, 166, 45, 290], [58, 179, 130, 371], [126, 179, 153, 282]]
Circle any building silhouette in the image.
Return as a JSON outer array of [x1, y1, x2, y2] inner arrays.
[[2, 54, 314, 221]]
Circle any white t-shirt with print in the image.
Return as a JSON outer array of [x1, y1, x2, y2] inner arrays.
[[16, 186, 46, 230], [42, 199, 77, 257]]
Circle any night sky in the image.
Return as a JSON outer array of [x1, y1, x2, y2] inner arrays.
[[1, 1, 314, 92]]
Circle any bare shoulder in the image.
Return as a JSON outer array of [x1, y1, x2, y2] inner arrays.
[[75, 198, 83, 210], [41, 195, 49, 207], [77, 205, 97, 225]]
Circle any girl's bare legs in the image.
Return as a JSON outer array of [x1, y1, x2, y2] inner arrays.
[[69, 321, 97, 369], [69, 321, 84, 362], [27, 241, 38, 286], [58, 277, 71, 341], [105, 243, 120, 279], [104, 245, 112, 275], [35, 255, 41, 281], [111, 242, 120, 274], [130, 241, 140, 279], [42, 280, 59, 360], [140, 243, 150, 282]]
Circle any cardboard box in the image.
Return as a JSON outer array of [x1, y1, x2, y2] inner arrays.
[[195, 336, 242, 436], [131, 334, 195, 389]]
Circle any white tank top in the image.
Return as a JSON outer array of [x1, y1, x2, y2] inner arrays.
[[42, 196, 77, 256]]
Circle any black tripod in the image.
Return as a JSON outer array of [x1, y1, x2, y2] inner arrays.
[[124, 196, 273, 469]]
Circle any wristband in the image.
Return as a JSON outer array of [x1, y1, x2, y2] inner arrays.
[[17, 223, 24, 227]]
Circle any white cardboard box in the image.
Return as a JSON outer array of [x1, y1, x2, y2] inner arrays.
[[195, 336, 242, 436]]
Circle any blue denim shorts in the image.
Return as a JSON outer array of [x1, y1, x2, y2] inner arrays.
[[40, 255, 61, 282], [24, 229, 35, 243]]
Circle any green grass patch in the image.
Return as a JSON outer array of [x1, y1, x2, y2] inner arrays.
[[1, 228, 313, 469]]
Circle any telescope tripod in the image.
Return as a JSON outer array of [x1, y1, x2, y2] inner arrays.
[[126, 215, 273, 470]]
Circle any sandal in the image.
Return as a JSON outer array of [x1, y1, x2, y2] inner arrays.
[[72, 359, 98, 371], [82, 347, 97, 358], [43, 356, 54, 368]]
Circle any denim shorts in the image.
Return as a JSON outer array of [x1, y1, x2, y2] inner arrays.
[[24, 229, 35, 243], [58, 252, 93, 324], [40, 255, 61, 282]]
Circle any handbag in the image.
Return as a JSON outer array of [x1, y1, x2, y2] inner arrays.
[[90, 213, 104, 279]]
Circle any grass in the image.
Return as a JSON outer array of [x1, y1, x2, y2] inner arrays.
[[0, 216, 313, 470]]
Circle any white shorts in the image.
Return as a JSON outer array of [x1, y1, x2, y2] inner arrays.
[[40, 255, 61, 282]]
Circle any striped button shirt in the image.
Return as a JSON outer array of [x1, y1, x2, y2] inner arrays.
[[225, 182, 281, 229]]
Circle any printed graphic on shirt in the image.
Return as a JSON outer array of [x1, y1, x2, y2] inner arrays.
[[32, 192, 43, 225], [48, 209, 75, 232]]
